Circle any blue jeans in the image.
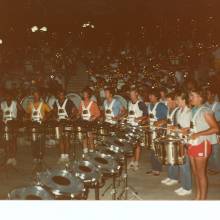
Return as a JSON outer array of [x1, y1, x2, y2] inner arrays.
[[150, 150, 162, 172], [208, 143, 220, 172], [168, 156, 192, 191]]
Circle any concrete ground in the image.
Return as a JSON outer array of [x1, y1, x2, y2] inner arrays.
[[0, 138, 220, 200]]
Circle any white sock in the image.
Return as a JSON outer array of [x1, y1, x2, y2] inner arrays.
[[61, 154, 65, 159], [65, 154, 69, 159]]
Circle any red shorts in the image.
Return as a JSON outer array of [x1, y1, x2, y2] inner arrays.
[[188, 141, 212, 158]]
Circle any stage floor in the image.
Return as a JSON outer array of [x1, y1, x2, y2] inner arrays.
[[0, 140, 220, 200]]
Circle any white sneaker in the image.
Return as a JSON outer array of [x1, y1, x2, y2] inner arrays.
[[11, 158, 17, 167], [161, 178, 171, 184], [128, 161, 135, 170], [165, 179, 178, 186], [83, 148, 88, 154], [63, 154, 70, 163], [176, 189, 192, 196], [174, 187, 183, 194], [6, 158, 12, 165], [133, 161, 139, 171]]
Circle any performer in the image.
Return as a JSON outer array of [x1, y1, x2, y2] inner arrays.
[[188, 89, 219, 200], [161, 91, 192, 196], [0, 90, 24, 166], [53, 90, 78, 163], [103, 87, 126, 125], [78, 87, 101, 153], [146, 89, 168, 176], [26, 90, 52, 162], [127, 88, 148, 171], [204, 88, 220, 174]]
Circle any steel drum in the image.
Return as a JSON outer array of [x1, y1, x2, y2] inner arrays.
[[74, 120, 89, 141], [0, 120, 20, 141], [155, 135, 185, 165], [38, 169, 85, 199], [84, 151, 121, 176], [96, 122, 117, 137], [72, 160, 102, 185], [104, 136, 134, 157], [8, 186, 54, 200]]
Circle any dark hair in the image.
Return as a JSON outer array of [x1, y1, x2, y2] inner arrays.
[[191, 88, 207, 103], [82, 87, 93, 99], [104, 87, 115, 96], [166, 92, 176, 100], [57, 89, 66, 95], [149, 88, 160, 99], [176, 91, 189, 105], [159, 87, 167, 93]]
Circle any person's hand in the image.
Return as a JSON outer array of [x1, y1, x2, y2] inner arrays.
[[112, 116, 118, 121], [134, 118, 140, 123], [190, 133, 200, 140], [167, 125, 176, 131]]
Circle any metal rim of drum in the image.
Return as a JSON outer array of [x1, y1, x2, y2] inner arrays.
[[38, 169, 84, 198], [72, 160, 102, 184], [84, 151, 121, 176], [8, 186, 54, 200]]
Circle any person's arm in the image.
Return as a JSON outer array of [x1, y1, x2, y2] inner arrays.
[[112, 101, 127, 121], [154, 103, 168, 127], [43, 103, 52, 121], [135, 102, 148, 123], [90, 102, 101, 121], [191, 112, 219, 140]]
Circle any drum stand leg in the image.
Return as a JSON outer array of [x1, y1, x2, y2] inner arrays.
[[94, 182, 100, 200], [101, 175, 117, 200], [117, 156, 142, 200], [32, 136, 50, 175], [73, 137, 83, 162]]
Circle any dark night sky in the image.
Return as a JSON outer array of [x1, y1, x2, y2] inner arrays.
[[0, 0, 220, 32]]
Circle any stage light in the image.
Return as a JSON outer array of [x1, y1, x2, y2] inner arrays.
[[0, 39, 3, 44], [31, 26, 38, 32], [40, 26, 47, 32]]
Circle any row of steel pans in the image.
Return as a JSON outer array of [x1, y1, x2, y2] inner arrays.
[[8, 134, 134, 200]]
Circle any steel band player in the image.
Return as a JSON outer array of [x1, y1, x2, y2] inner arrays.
[[127, 87, 148, 171], [103, 87, 126, 125], [161, 91, 193, 196], [52, 90, 78, 164], [146, 88, 168, 176], [0, 90, 24, 167], [188, 88, 219, 200], [205, 87, 220, 174], [78, 87, 101, 153], [26, 90, 52, 163]]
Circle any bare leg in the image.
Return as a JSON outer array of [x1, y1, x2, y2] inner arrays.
[[59, 138, 65, 155], [194, 157, 209, 200], [134, 145, 141, 162], [190, 156, 200, 200]]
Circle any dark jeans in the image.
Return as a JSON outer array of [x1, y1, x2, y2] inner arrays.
[[31, 134, 45, 159], [150, 149, 162, 172]]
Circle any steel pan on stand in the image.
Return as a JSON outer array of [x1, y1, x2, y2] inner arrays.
[[72, 160, 102, 200], [8, 185, 54, 200], [38, 169, 85, 199]]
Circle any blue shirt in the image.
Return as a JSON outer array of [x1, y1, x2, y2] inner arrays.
[[148, 102, 168, 120], [205, 102, 220, 122]]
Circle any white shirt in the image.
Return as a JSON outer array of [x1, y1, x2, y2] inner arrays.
[[176, 106, 192, 128]]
